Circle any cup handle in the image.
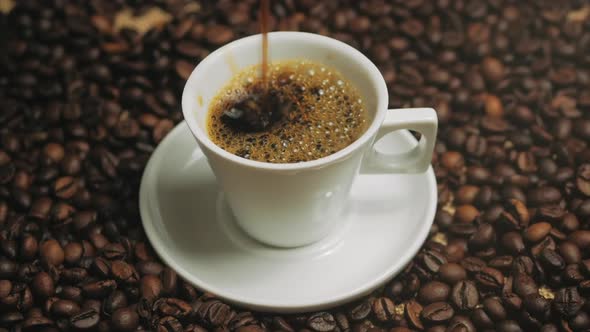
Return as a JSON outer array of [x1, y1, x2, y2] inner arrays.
[[361, 108, 438, 174]]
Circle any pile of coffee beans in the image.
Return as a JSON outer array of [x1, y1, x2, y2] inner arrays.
[[1, 0, 589, 331]]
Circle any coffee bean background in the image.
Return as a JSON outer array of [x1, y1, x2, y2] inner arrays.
[[1, 0, 590, 331]]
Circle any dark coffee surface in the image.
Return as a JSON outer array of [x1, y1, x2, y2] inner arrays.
[[1, 1, 590, 332], [207, 60, 368, 163]]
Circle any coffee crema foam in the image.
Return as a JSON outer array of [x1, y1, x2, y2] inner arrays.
[[206, 60, 368, 163]]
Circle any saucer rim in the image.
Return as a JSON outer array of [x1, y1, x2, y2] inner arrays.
[[139, 121, 437, 313]]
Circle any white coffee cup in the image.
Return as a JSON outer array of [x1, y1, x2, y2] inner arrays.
[[181, 32, 437, 248]]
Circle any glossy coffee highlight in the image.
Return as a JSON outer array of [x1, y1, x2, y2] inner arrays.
[[207, 60, 369, 163]]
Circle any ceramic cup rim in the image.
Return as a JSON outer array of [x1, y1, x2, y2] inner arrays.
[[181, 31, 389, 171]]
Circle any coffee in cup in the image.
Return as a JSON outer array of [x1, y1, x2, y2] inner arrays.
[[207, 60, 369, 163]]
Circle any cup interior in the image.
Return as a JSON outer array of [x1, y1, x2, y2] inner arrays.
[[182, 32, 388, 168]]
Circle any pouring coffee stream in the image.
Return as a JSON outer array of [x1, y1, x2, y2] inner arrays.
[[221, 0, 289, 132], [260, 0, 269, 92]]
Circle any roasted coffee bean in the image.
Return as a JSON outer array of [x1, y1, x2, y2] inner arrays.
[[450, 281, 479, 311], [61, 154, 81, 175], [136, 261, 164, 276], [553, 287, 583, 317], [271, 316, 295, 332], [421, 250, 447, 273], [531, 236, 556, 257], [445, 241, 466, 263], [540, 248, 565, 271], [488, 255, 513, 270], [228, 312, 258, 330], [569, 311, 590, 331], [110, 260, 139, 283], [403, 273, 421, 297], [475, 267, 504, 289], [512, 273, 537, 298], [161, 268, 177, 295], [438, 263, 467, 284], [502, 200, 530, 228], [89, 233, 108, 250], [568, 230, 590, 249], [455, 205, 479, 224], [205, 25, 234, 45], [524, 222, 552, 243], [40, 239, 64, 267], [447, 315, 476, 332], [53, 176, 78, 199], [140, 275, 162, 301], [482, 57, 505, 83], [348, 300, 371, 321], [575, 199, 590, 217], [194, 299, 232, 327], [82, 280, 117, 299], [456, 186, 479, 205], [13, 188, 32, 210], [482, 297, 506, 321], [70, 309, 100, 330], [448, 223, 477, 237], [102, 243, 126, 260], [468, 223, 495, 248], [92, 257, 111, 278], [461, 257, 486, 274], [50, 202, 75, 227], [389, 327, 413, 332], [496, 320, 523, 332], [523, 293, 550, 319], [471, 308, 493, 329], [405, 299, 423, 330], [51, 299, 81, 317], [371, 297, 395, 322], [501, 232, 525, 254], [81, 299, 101, 312], [540, 324, 558, 332], [0, 279, 12, 297], [0, 311, 24, 326], [73, 211, 96, 230], [536, 205, 565, 221], [418, 281, 450, 304], [21, 316, 54, 331], [19, 235, 38, 260], [307, 312, 337, 332], [63, 242, 83, 265], [156, 315, 183, 332], [155, 297, 192, 318], [527, 187, 561, 206], [185, 323, 209, 332], [465, 135, 487, 157], [421, 302, 454, 323], [32, 272, 54, 299], [559, 242, 581, 264], [29, 197, 52, 220], [502, 292, 523, 312], [577, 164, 590, 196], [235, 325, 265, 332], [60, 285, 83, 303], [103, 290, 127, 316], [44, 143, 65, 162], [111, 307, 139, 331]]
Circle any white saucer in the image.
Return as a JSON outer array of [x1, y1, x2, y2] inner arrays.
[[139, 121, 437, 313]]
